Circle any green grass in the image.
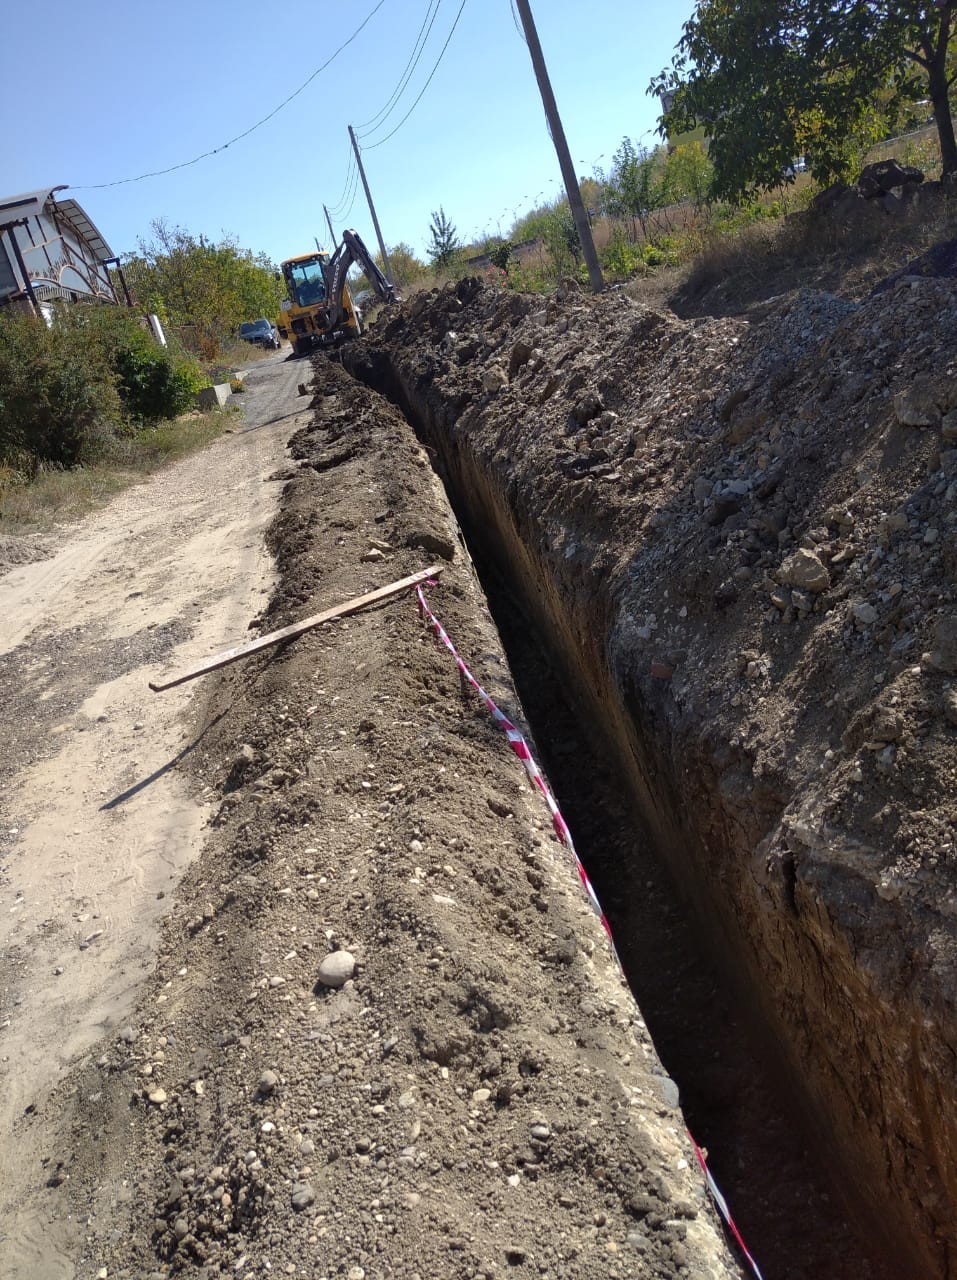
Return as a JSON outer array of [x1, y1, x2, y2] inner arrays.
[[0, 407, 236, 530]]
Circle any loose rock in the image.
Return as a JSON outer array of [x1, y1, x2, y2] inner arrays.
[[317, 950, 356, 988]]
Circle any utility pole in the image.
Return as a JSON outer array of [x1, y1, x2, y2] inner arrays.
[[348, 125, 392, 279], [513, 0, 604, 293], [322, 204, 338, 249]]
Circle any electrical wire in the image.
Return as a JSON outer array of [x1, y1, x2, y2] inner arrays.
[[339, 160, 362, 223], [361, 0, 468, 151], [72, 0, 389, 190], [510, 0, 527, 42], [327, 150, 355, 214], [355, 0, 443, 135], [327, 148, 358, 215]]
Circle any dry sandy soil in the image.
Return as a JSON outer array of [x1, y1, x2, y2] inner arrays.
[[0, 351, 310, 1275]]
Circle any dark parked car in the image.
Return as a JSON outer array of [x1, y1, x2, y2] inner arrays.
[[239, 318, 280, 349]]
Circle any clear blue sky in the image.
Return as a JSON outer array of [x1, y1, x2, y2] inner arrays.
[[2, 1, 689, 265]]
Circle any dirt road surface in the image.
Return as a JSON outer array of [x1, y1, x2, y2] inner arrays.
[[0, 352, 308, 1277]]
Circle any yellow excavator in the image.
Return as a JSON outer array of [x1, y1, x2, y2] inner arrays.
[[277, 229, 399, 357]]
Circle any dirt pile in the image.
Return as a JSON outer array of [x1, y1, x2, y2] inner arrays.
[[46, 364, 742, 1280], [346, 273, 957, 1275]]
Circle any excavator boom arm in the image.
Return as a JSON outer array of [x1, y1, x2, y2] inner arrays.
[[325, 229, 399, 331]]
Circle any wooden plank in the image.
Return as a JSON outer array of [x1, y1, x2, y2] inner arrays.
[[149, 564, 443, 693]]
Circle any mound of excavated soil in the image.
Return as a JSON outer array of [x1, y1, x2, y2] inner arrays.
[[46, 366, 740, 1279], [346, 273, 957, 1277]]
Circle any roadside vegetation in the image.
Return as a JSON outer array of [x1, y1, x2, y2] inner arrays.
[[0, 218, 284, 520], [361, 123, 949, 304], [355, 2, 954, 302], [123, 220, 286, 360], [0, 409, 231, 528], [4, 3, 954, 523], [0, 304, 234, 527]]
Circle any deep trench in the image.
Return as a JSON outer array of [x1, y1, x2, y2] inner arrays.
[[342, 354, 906, 1280]]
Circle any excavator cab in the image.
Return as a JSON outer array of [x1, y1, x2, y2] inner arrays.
[[286, 257, 328, 309]]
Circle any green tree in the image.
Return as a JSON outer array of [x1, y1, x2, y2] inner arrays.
[[541, 205, 582, 275], [486, 239, 512, 272], [652, 0, 957, 199], [602, 138, 665, 238], [427, 207, 461, 270], [662, 141, 714, 208], [380, 243, 428, 288], [124, 220, 286, 357]]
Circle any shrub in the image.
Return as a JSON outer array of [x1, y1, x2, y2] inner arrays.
[[0, 309, 123, 471], [0, 303, 211, 476], [601, 228, 644, 279], [83, 307, 207, 423]]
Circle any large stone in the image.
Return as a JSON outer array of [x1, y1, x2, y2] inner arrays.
[[857, 160, 924, 198], [482, 366, 508, 394], [257, 1069, 279, 1096], [196, 383, 231, 410], [290, 1181, 315, 1211], [925, 617, 957, 674], [317, 950, 356, 988], [894, 376, 942, 427], [778, 548, 830, 593]]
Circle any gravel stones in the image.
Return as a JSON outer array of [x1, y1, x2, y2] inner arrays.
[[317, 950, 356, 988]]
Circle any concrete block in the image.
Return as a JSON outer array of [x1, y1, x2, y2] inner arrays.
[[196, 383, 231, 410]]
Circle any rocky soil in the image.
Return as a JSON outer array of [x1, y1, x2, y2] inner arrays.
[[6, 251, 956, 1280], [35, 363, 742, 1280], [345, 269, 957, 1276]]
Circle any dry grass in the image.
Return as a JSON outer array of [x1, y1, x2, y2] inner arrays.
[[626, 188, 957, 318], [618, 125, 953, 317], [0, 408, 235, 530]]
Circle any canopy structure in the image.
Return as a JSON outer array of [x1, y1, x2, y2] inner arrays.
[[0, 185, 117, 308]]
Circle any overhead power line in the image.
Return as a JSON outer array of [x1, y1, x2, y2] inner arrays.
[[356, 0, 444, 135], [361, 0, 468, 150], [339, 159, 362, 223], [510, 0, 527, 42], [328, 147, 358, 215], [72, 0, 389, 190]]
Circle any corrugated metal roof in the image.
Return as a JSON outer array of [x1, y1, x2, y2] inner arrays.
[[0, 185, 113, 260]]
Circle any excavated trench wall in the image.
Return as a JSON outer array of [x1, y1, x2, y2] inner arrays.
[[344, 283, 957, 1279]]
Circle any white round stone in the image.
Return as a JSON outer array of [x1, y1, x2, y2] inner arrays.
[[317, 951, 356, 988]]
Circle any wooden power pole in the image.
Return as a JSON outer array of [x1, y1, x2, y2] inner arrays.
[[322, 204, 338, 249], [513, 0, 604, 293], [348, 126, 393, 279]]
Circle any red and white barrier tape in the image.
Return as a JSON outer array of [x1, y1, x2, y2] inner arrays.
[[415, 583, 765, 1280]]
